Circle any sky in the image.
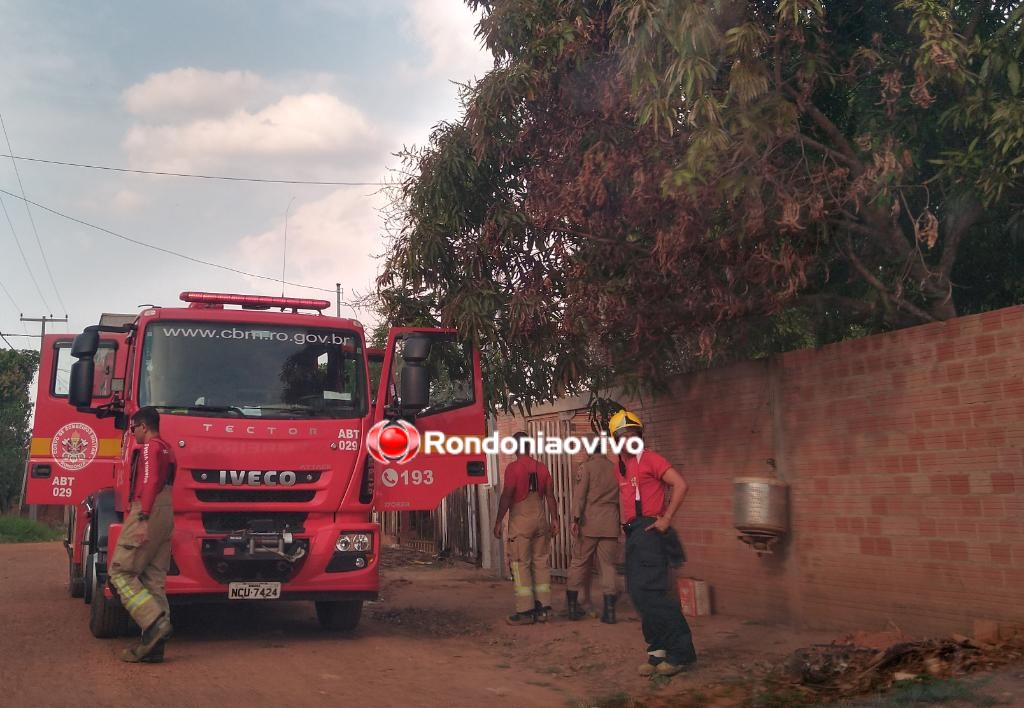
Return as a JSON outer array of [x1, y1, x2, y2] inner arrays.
[[0, 0, 493, 345]]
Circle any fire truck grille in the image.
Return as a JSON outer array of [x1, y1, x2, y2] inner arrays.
[[202, 512, 308, 534], [194, 489, 316, 503]]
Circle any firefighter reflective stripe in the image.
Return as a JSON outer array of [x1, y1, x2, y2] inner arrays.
[[125, 587, 154, 612], [508, 532, 552, 613], [511, 563, 533, 595], [110, 575, 155, 614]]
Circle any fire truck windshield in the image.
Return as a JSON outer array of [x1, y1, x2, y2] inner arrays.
[[138, 321, 366, 418]]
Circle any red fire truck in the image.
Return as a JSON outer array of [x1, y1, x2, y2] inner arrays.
[[25, 291, 486, 637]]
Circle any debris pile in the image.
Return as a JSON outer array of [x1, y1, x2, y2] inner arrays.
[[768, 632, 1024, 701]]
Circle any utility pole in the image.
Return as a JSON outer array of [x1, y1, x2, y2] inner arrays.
[[336, 283, 342, 317], [20, 314, 67, 340], [19, 314, 68, 521]]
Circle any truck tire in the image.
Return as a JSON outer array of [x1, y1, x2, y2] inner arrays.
[[315, 600, 362, 631], [68, 556, 85, 598], [83, 543, 95, 604], [87, 553, 134, 639], [66, 508, 85, 598]]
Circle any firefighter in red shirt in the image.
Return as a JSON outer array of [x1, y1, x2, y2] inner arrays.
[[109, 406, 175, 663], [493, 432, 560, 625], [610, 410, 697, 677]]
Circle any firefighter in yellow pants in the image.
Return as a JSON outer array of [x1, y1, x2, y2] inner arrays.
[[109, 406, 176, 663], [109, 489, 173, 636], [494, 432, 559, 625]]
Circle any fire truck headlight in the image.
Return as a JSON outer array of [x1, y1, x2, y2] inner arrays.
[[336, 532, 372, 553], [335, 534, 354, 552]]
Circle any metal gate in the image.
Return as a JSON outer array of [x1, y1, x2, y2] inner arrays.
[[526, 413, 574, 579], [377, 487, 480, 563], [440, 484, 480, 563]]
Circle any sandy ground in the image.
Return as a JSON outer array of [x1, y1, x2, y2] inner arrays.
[[1, 542, 1021, 708]]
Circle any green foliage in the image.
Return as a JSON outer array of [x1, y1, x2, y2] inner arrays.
[[0, 515, 61, 543], [853, 676, 997, 707], [380, 1, 1024, 412], [0, 349, 39, 513]]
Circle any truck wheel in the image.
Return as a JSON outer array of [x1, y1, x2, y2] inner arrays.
[[68, 556, 85, 598], [315, 600, 362, 631], [83, 550, 95, 604], [87, 554, 134, 639]]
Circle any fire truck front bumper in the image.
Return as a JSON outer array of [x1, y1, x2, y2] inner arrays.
[[163, 517, 381, 601]]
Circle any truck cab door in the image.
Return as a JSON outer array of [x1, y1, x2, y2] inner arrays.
[[25, 334, 125, 505], [371, 328, 486, 512]]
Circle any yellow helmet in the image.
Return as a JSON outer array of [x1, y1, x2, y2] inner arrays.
[[608, 409, 643, 436]]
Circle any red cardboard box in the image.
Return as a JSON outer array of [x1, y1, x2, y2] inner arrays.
[[678, 578, 711, 617]]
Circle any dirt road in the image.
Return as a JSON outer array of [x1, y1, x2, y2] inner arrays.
[[9, 541, 1016, 708]]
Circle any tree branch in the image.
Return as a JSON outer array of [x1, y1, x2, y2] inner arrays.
[[796, 293, 922, 328], [844, 243, 936, 323], [796, 134, 860, 169], [796, 293, 878, 321], [939, 197, 983, 277], [964, 2, 985, 42], [773, 29, 784, 90], [785, 86, 863, 172]]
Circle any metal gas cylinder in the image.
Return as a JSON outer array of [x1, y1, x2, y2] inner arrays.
[[733, 475, 789, 555]]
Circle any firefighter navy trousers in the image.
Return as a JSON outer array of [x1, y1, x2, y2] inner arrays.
[[624, 516, 697, 666]]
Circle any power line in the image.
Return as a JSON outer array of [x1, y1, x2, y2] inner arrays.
[[0, 332, 14, 349], [0, 277, 22, 313], [0, 153, 391, 187], [0, 187, 343, 294], [0, 192, 51, 311], [1, 115, 67, 315]]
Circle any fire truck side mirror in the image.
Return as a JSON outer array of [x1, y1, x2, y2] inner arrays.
[[398, 335, 431, 415], [71, 329, 99, 357], [402, 335, 431, 363], [69, 359, 95, 408], [400, 364, 429, 414], [68, 329, 100, 408]]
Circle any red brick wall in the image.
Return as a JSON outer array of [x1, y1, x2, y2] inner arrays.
[[779, 306, 1024, 634], [496, 305, 1024, 634]]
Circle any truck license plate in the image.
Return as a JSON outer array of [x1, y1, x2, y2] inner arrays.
[[228, 582, 281, 600]]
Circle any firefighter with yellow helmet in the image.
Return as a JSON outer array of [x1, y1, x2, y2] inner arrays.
[[609, 409, 697, 676]]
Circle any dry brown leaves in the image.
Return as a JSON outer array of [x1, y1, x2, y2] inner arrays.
[[766, 634, 1024, 701], [914, 209, 940, 249]]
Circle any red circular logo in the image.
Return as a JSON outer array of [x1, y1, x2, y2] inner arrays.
[[366, 419, 421, 464], [51, 422, 99, 471]]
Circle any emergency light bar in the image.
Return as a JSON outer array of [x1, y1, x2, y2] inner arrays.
[[179, 291, 332, 312]]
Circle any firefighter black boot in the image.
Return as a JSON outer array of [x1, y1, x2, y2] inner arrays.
[[566, 591, 585, 621], [601, 594, 617, 624]]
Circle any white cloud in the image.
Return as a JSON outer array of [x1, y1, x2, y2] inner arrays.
[[402, 0, 492, 81], [236, 188, 389, 327], [110, 189, 147, 212], [122, 68, 267, 117], [122, 93, 377, 172]]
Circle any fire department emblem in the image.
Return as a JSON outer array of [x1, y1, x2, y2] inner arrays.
[[51, 422, 99, 471]]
